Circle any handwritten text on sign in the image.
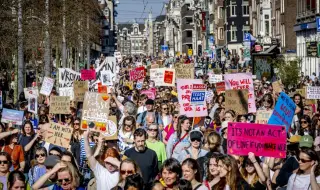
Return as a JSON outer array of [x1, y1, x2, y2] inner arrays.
[[268, 92, 296, 131], [129, 67, 145, 81], [59, 68, 81, 88], [227, 122, 287, 158], [255, 110, 272, 124], [224, 73, 256, 113], [49, 96, 70, 114], [45, 122, 73, 149], [306, 86, 320, 99], [225, 89, 248, 115]]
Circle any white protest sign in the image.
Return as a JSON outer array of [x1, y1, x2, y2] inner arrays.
[[100, 70, 113, 86], [40, 77, 54, 96], [89, 57, 117, 89], [307, 86, 320, 99], [209, 74, 223, 84], [58, 68, 81, 88], [24, 87, 39, 99], [28, 94, 38, 114], [59, 87, 74, 100]]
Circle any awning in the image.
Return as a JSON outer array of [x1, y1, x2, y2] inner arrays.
[[260, 45, 277, 54]]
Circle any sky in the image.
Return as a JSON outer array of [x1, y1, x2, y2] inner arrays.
[[116, 0, 168, 23]]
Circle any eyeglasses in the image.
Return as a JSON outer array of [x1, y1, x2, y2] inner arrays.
[[148, 129, 158, 132], [191, 138, 201, 142], [0, 160, 8, 165], [57, 178, 71, 183], [264, 99, 272, 103], [120, 170, 134, 175], [301, 120, 308, 124], [35, 153, 46, 158], [299, 158, 312, 163], [124, 124, 132, 127]]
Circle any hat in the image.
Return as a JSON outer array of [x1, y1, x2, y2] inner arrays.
[[288, 135, 301, 143], [145, 99, 154, 105], [44, 155, 60, 168], [172, 97, 178, 103], [299, 135, 314, 148], [189, 130, 203, 142]]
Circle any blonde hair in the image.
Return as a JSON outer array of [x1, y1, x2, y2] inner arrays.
[[58, 162, 80, 188]]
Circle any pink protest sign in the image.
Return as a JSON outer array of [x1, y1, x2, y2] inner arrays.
[[141, 88, 156, 100], [81, 70, 96, 80], [227, 122, 287, 158], [130, 67, 145, 81], [224, 73, 256, 113], [177, 79, 208, 117]]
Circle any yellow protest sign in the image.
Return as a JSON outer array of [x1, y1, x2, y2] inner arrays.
[[255, 110, 273, 124], [175, 68, 194, 79], [124, 81, 133, 90], [49, 96, 70, 114], [45, 122, 73, 148], [225, 89, 249, 115], [296, 88, 306, 97], [74, 81, 88, 102]]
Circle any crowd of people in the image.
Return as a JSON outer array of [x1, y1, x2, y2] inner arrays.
[[0, 56, 320, 190]]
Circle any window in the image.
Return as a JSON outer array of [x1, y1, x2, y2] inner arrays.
[[265, 20, 270, 36], [186, 31, 192, 37], [280, 0, 284, 13], [230, 0, 236, 17], [218, 27, 224, 40], [231, 26, 237, 41], [185, 17, 193, 24], [218, 6, 223, 19], [242, 0, 249, 16]]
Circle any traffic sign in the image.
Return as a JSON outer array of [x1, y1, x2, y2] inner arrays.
[[317, 17, 320, 32], [188, 49, 193, 56], [244, 33, 251, 42]]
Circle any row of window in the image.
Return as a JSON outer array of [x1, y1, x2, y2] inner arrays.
[[228, 25, 250, 41], [230, 0, 249, 17]]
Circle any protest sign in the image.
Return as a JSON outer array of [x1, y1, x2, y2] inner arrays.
[[124, 81, 133, 90], [255, 110, 273, 124], [45, 122, 73, 149], [74, 81, 88, 102], [150, 68, 175, 86], [191, 84, 206, 105], [209, 74, 223, 84], [141, 88, 156, 100], [163, 69, 175, 86], [1, 108, 24, 125], [296, 88, 306, 97], [175, 68, 194, 79], [28, 94, 38, 114], [100, 70, 113, 86], [205, 90, 214, 103], [175, 63, 194, 69], [59, 87, 74, 100], [24, 87, 39, 99], [225, 89, 249, 115], [215, 82, 225, 94], [224, 73, 256, 113], [306, 86, 320, 99], [103, 116, 118, 140], [268, 92, 296, 131], [272, 80, 282, 93], [49, 96, 70, 114], [177, 79, 208, 117], [227, 122, 286, 158], [81, 69, 96, 80], [129, 67, 146, 81], [81, 92, 110, 133], [0, 91, 2, 109], [59, 68, 81, 88], [40, 77, 54, 96], [151, 64, 159, 69], [89, 57, 118, 89]]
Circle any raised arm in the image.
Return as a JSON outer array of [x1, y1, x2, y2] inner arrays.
[[0, 129, 19, 140], [83, 130, 97, 169], [24, 132, 40, 152], [248, 152, 267, 184]]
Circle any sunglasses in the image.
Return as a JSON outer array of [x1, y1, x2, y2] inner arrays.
[[299, 158, 312, 163], [0, 160, 8, 165], [74, 122, 80, 125], [162, 108, 168, 110], [264, 99, 272, 103], [124, 124, 132, 127], [148, 129, 158, 132], [57, 178, 71, 183], [301, 121, 308, 124], [191, 138, 201, 142], [35, 153, 46, 158], [120, 170, 134, 175]]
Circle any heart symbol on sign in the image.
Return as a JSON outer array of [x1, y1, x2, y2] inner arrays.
[[102, 94, 109, 101]]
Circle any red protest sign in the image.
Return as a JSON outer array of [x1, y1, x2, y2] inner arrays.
[[81, 69, 96, 80], [215, 82, 225, 94], [130, 67, 145, 81], [164, 70, 174, 84]]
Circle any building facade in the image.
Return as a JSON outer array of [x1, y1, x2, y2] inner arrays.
[[153, 15, 166, 56]]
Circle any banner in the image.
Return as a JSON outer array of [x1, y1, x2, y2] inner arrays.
[[74, 81, 88, 102], [150, 68, 175, 86], [28, 94, 38, 114], [224, 73, 256, 113], [129, 67, 146, 81], [45, 122, 73, 149], [81, 92, 110, 133], [40, 77, 54, 96], [215, 82, 225, 94], [255, 110, 273, 124], [59, 87, 74, 100], [49, 96, 71, 114], [24, 87, 39, 99], [227, 122, 286, 158], [177, 79, 208, 117], [209, 74, 223, 84], [100, 70, 113, 86], [1, 108, 24, 125], [225, 89, 249, 115], [175, 68, 194, 79], [268, 92, 296, 131], [306, 86, 320, 99], [81, 69, 96, 80], [141, 88, 156, 100], [58, 68, 81, 88]]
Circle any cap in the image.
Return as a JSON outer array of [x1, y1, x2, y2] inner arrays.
[[288, 135, 301, 143], [44, 155, 60, 168], [145, 99, 154, 105], [299, 135, 314, 148], [172, 97, 178, 103], [189, 130, 203, 142]]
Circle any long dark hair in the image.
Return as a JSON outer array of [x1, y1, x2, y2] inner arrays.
[[182, 158, 202, 182], [161, 158, 182, 186], [298, 148, 320, 176], [176, 115, 189, 139], [213, 108, 224, 126], [7, 170, 25, 190]]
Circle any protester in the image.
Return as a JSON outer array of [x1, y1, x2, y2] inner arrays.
[[8, 170, 26, 190], [159, 158, 182, 190], [28, 147, 47, 187], [146, 124, 167, 166], [181, 158, 208, 190], [0, 152, 12, 189]]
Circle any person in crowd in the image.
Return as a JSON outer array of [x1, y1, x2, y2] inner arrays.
[[49, 147, 62, 158], [162, 111, 179, 145], [8, 170, 26, 190], [224, 110, 236, 122], [124, 128, 159, 189], [137, 94, 148, 115], [160, 103, 172, 129], [212, 108, 225, 132], [55, 162, 85, 190], [124, 173, 144, 190], [136, 99, 163, 129], [166, 115, 191, 159], [299, 115, 314, 137], [118, 116, 135, 153], [146, 124, 167, 166], [112, 159, 141, 190], [203, 153, 223, 189], [28, 147, 47, 187], [311, 114, 320, 137], [259, 93, 274, 111], [177, 130, 207, 163], [241, 152, 266, 189], [70, 118, 82, 166], [209, 95, 225, 119], [181, 158, 208, 190], [178, 179, 193, 190], [159, 158, 182, 190], [0, 152, 12, 189]]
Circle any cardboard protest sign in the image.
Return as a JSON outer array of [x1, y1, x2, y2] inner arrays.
[[103, 116, 118, 140], [45, 122, 73, 148], [306, 86, 320, 99], [129, 67, 146, 81], [175, 68, 194, 79], [255, 110, 273, 124], [74, 81, 88, 102], [209, 74, 223, 84], [59, 87, 74, 100], [141, 89, 156, 100], [268, 92, 296, 131], [81, 69, 96, 80], [225, 89, 249, 115], [40, 77, 54, 96], [100, 70, 113, 86], [81, 92, 110, 133], [296, 88, 306, 97], [24, 87, 39, 99], [227, 122, 286, 158], [59, 68, 81, 88], [151, 64, 159, 69], [175, 63, 194, 69], [28, 94, 38, 114], [215, 82, 225, 94], [49, 96, 71, 114], [1, 108, 24, 125], [177, 79, 208, 117], [0, 91, 2, 109], [224, 73, 256, 113]]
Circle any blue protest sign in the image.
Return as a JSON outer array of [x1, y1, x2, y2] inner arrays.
[[191, 91, 206, 105], [1, 108, 24, 125], [268, 92, 296, 131], [317, 17, 320, 32]]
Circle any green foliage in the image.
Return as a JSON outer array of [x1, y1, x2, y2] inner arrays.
[[272, 57, 301, 88]]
